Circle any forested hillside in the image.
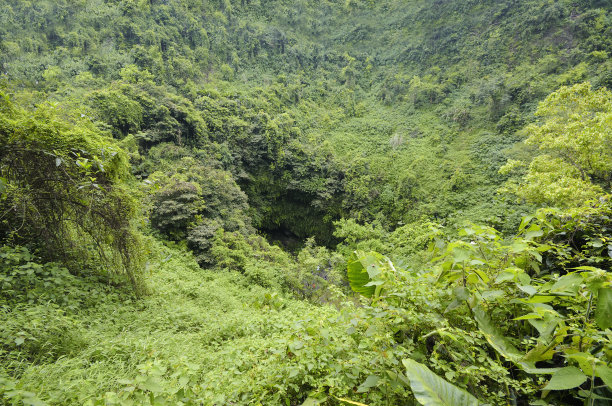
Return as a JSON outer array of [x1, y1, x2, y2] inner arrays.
[[1, 0, 611, 404]]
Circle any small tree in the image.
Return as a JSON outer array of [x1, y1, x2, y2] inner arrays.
[[501, 83, 612, 207]]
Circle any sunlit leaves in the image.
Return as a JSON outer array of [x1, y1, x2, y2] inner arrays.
[[502, 83, 612, 207], [542, 367, 588, 391], [347, 251, 391, 299], [403, 359, 481, 406], [595, 364, 612, 389], [472, 306, 523, 364], [595, 288, 612, 330]]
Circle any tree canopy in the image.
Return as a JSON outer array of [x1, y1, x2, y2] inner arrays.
[[502, 83, 612, 207]]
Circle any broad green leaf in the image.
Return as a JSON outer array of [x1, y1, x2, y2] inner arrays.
[[510, 241, 528, 253], [524, 224, 543, 240], [518, 215, 534, 232], [22, 399, 47, 406], [566, 353, 596, 376], [514, 313, 542, 320], [301, 397, 323, 406], [590, 239, 604, 248], [452, 248, 472, 262], [290, 340, 304, 351], [403, 359, 481, 406], [518, 271, 531, 285], [585, 271, 608, 292], [594, 364, 612, 388], [573, 266, 604, 272], [473, 269, 490, 283], [577, 390, 612, 401], [495, 271, 515, 283], [140, 376, 164, 393], [481, 290, 504, 301], [528, 311, 560, 340], [496, 267, 530, 284], [364, 280, 384, 286], [347, 252, 376, 298], [474, 307, 558, 374], [522, 343, 555, 363], [542, 367, 587, 390], [517, 285, 537, 296], [549, 273, 582, 296], [518, 365, 562, 375], [357, 375, 379, 393], [452, 286, 469, 301], [446, 241, 474, 263], [444, 299, 463, 313], [595, 288, 612, 329], [473, 306, 522, 362], [522, 295, 555, 303]]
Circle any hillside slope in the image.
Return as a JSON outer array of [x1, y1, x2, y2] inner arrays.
[[1, 0, 610, 238]]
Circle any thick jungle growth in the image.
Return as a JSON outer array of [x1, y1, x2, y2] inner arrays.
[[0, 92, 145, 291]]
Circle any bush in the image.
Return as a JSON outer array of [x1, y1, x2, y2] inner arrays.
[[150, 181, 203, 240], [0, 245, 122, 309], [0, 304, 86, 365]]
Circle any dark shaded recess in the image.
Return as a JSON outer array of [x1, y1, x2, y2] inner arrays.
[[262, 227, 302, 252], [243, 180, 341, 249], [542, 221, 612, 277]]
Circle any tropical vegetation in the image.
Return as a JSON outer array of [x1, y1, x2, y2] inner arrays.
[[1, 0, 611, 404]]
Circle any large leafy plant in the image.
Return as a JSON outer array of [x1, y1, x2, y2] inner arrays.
[[347, 200, 612, 405]]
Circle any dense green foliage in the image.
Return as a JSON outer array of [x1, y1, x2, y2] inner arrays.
[[0, 91, 145, 291], [502, 83, 612, 207], [1, 0, 611, 404]]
